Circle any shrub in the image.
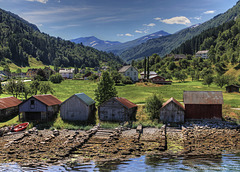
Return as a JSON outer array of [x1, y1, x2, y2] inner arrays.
[[50, 73, 64, 84]]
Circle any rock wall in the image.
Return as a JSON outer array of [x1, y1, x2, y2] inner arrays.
[[182, 126, 240, 155]]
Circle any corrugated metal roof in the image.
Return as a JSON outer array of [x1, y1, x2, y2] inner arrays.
[[183, 91, 223, 105], [0, 97, 22, 109], [115, 97, 137, 109], [161, 97, 185, 110], [33, 94, 62, 106], [140, 71, 157, 75], [75, 93, 95, 105]]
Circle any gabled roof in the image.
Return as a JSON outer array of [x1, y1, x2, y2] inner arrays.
[[33, 94, 62, 106], [118, 66, 138, 73], [0, 97, 22, 109], [75, 93, 95, 105], [161, 97, 185, 110], [149, 75, 165, 79], [114, 97, 137, 109], [183, 91, 223, 105], [226, 85, 240, 88]]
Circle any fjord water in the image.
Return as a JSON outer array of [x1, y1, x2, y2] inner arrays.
[[1, 154, 239, 171]]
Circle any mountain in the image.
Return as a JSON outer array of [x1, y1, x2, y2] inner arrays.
[[105, 30, 170, 54], [71, 36, 122, 51], [119, 1, 240, 62], [0, 8, 122, 68], [71, 30, 170, 53]]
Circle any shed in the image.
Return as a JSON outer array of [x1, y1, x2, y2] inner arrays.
[[98, 97, 137, 122], [160, 97, 185, 123], [0, 97, 22, 121], [226, 85, 239, 93], [149, 75, 172, 85], [60, 93, 96, 121], [19, 94, 62, 121], [183, 91, 223, 120]]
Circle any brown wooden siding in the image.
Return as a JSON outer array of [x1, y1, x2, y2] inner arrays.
[[185, 104, 222, 120]]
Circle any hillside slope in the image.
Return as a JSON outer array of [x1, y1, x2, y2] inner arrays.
[[0, 8, 122, 68], [119, 1, 240, 62]]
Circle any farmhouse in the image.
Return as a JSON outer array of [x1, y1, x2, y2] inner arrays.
[[183, 91, 223, 120], [226, 85, 239, 93], [0, 97, 22, 121], [195, 50, 209, 59], [26, 69, 38, 78], [60, 93, 96, 121], [59, 68, 74, 79], [149, 75, 172, 85], [118, 65, 138, 82], [98, 97, 137, 122], [19, 95, 62, 121], [160, 97, 185, 123]]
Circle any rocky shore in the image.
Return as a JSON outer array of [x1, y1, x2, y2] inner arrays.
[[0, 121, 239, 167]]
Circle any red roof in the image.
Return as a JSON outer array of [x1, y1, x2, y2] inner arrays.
[[33, 95, 62, 106], [0, 97, 22, 109], [161, 97, 185, 110], [115, 97, 137, 109]]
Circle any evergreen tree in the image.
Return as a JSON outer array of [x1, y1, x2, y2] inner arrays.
[[147, 56, 150, 79], [145, 94, 163, 120], [144, 57, 146, 79], [95, 71, 118, 105]]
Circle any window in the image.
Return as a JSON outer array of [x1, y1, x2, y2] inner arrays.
[[30, 100, 35, 109], [127, 72, 129, 75], [134, 72, 136, 75], [131, 68, 133, 71]]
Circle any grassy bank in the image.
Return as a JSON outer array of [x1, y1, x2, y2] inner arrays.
[[1, 79, 240, 129]]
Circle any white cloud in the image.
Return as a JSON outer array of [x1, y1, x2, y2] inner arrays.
[[161, 16, 191, 25], [135, 30, 143, 33], [154, 17, 161, 21], [143, 23, 156, 27], [125, 33, 134, 37], [203, 10, 216, 14], [194, 16, 202, 20], [26, 0, 48, 4], [117, 33, 134, 37]]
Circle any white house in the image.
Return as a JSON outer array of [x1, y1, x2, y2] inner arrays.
[[118, 65, 138, 82], [59, 68, 74, 79], [195, 50, 209, 59]]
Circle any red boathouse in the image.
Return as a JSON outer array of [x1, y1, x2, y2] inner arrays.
[[183, 91, 223, 120]]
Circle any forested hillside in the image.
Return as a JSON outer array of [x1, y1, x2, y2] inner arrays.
[[0, 8, 122, 68], [119, 1, 240, 62]]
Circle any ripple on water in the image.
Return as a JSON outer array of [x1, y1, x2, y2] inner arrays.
[[0, 154, 240, 172]]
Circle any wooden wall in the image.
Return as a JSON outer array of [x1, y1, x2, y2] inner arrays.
[[160, 102, 185, 123], [185, 104, 222, 120]]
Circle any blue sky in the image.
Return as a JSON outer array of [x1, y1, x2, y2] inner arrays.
[[0, 0, 238, 42]]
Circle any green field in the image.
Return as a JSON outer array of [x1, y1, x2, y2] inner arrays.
[[49, 80, 240, 107]]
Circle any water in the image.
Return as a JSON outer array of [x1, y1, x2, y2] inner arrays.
[[0, 154, 239, 172]]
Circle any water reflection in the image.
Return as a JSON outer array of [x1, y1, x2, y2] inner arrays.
[[0, 154, 239, 171]]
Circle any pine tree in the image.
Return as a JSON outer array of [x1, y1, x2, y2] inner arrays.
[[144, 57, 146, 79], [95, 71, 118, 105], [147, 56, 150, 79]]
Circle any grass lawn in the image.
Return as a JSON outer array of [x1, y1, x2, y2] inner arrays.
[[51, 79, 240, 107]]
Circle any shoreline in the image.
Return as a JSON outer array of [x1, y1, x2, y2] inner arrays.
[[0, 121, 239, 168]]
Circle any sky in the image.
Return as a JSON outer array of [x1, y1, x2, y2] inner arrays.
[[0, 0, 239, 42]]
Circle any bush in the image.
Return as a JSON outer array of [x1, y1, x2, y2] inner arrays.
[[121, 76, 133, 84], [50, 73, 64, 83]]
